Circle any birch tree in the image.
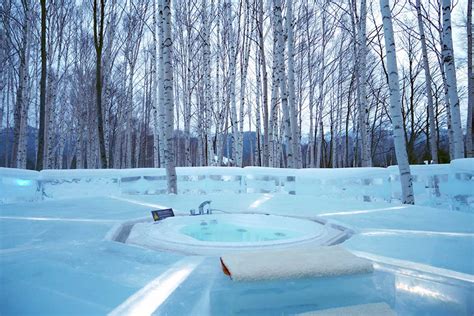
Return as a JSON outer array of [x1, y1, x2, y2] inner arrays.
[[441, 0, 464, 159], [93, 0, 108, 168], [36, 0, 47, 170], [380, 0, 415, 204], [160, 0, 177, 193], [286, 0, 301, 168], [273, 0, 294, 168], [467, 0, 473, 157], [10, 0, 30, 169], [415, 0, 438, 163], [256, 0, 270, 167], [358, 0, 372, 167], [151, 0, 160, 167], [226, 1, 241, 167]]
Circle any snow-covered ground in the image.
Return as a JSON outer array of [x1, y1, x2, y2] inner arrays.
[[1, 160, 473, 315]]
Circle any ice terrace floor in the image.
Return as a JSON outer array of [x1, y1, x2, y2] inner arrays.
[[1, 193, 473, 315]]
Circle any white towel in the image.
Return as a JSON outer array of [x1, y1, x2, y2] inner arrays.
[[298, 302, 396, 316], [220, 246, 373, 281]]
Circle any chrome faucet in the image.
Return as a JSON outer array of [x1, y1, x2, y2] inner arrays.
[[198, 200, 212, 215]]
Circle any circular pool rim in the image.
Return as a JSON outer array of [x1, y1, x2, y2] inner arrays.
[[125, 213, 346, 255]]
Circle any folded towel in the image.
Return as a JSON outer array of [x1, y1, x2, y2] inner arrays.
[[298, 302, 396, 316], [220, 246, 373, 281]]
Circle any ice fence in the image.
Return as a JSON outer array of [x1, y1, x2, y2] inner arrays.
[[1, 158, 472, 212]]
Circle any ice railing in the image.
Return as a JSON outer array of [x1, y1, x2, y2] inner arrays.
[[0, 158, 472, 212]]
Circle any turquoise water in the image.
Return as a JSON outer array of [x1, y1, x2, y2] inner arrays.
[[180, 220, 303, 242]]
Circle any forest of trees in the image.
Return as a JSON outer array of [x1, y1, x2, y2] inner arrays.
[[1, 0, 473, 174]]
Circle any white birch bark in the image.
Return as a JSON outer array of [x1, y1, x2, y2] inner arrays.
[[286, 0, 300, 168], [358, 0, 372, 167], [238, 2, 251, 167], [12, 0, 30, 169], [257, 0, 269, 167], [466, 0, 473, 157], [17, 0, 31, 169], [255, 48, 262, 165], [103, 1, 117, 167], [125, 64, 134, 168], [183, 3, 192, 167], [442, 0, 465, 158], [436, 48, 454, 159], [315, 14, 327, 169], [46, 71, 58, 169], [306, 5, 315, 168], [226, 1, 241, 167], [152, 0, 160, 167], [415, 0, 438, 163], [203, 0, 213, 165], [269, 23, 280, 168], [160, 0, 177, 193], [215, 7, 224, 166], [331, 72, 339, 168], [158, 0, 166, 166], [380, 0, 415, 204], [273, 0, 294, 168]]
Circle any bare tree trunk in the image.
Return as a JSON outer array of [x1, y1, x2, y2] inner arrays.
[[306, 4, 315, 168], [286, 0, 300, 168], [415, 0, 438, 163], [226, 1, 241, 167], [160, 0, 177, 193], [442, 0, 465, 158], [255, 47, 262, 166], [36, 0, 47, 170], [93, 0, 108, 168], [152, 0, 160, 167], [12, 0, 30, 168], [203, 0, 213, 166], [125, 64, 134, 168], [17, 4, 31, 170], [269, 22, 280, 168], [102, 0, 118, 166], [381, 0, 415, 204], [315, 12, 327, 169], [158, 1, 166, 166], [239, 0, 251, 167], [215, 7, 224, 166], [466, 0, 473, 157], [273, 0, 294, 168], [257, 0, 269, 167], [358, 0, 372, 167]]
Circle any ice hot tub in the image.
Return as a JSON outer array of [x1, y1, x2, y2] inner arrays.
[[126, 214, 348, 255]]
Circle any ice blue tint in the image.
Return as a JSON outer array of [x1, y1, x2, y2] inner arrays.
[[180, 220, 302, 242]]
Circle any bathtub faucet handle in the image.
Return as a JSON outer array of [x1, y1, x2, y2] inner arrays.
[[198, 200, 212, 215]]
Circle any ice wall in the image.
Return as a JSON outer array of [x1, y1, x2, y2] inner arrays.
[[1, 159, 472, 212], [0, 168, 40, 204], [448, 159, 474, 211], [40, 169, 122, 199]]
